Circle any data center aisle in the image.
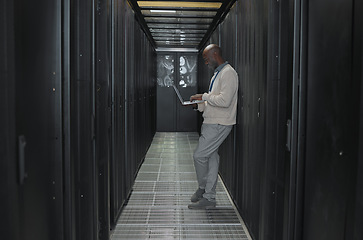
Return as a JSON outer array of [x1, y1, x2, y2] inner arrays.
[[111, 132, 251, 240]]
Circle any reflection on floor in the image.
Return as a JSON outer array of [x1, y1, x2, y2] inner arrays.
[[111, 132, 252, 240]]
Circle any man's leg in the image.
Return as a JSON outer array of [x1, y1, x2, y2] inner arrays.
[[192, 124, 232, 202], [203, 150, 219, 201]]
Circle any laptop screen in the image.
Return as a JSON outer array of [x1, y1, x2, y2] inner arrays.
[[172, 85, 185, 103]]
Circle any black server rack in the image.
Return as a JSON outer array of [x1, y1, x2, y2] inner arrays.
[[196, 0, 363, 240], [1, 1, 19, 239], [1, 0, 156, 240]]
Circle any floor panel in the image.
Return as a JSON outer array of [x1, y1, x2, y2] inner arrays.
[[111, 132, 251, 240]]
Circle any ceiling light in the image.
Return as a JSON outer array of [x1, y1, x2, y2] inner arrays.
[[150, 10, 177, 13], [138, 1, 222, 9]]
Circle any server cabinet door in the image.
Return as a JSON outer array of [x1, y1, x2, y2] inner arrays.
[[13, 0, 64, 239], [157, 54, 177, 131], [109, 0, 126, 228], [157, 53, 198, 132], [299, 0, 361, 239], [95, 0, 112, 238], [176, 54, 198, 132], [69, 0, 98, 239], [1, 1, 20, 239]]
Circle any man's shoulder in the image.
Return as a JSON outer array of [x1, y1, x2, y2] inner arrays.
[[222, 64, 238, 76]]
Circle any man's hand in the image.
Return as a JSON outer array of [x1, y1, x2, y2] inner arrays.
[[190, 93, 203, 102]]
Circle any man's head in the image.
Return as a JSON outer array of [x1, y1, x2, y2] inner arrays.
[[202, 44, 224, 70]]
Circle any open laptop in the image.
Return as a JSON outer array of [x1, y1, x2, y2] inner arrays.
[[172, 85, 205, 106]]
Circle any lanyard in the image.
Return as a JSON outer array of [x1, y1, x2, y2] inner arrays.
[[209, 70, 220, 92]]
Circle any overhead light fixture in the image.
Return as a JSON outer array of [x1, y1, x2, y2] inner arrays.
[[150, 10, 177, 13], [138, 1, 222, 9]]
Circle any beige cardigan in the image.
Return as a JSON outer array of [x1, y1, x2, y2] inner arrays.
[[198, 64, 238, 125]]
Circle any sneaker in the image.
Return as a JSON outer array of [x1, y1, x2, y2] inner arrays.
[[188, 197, 216, 209], [190, 188, 205, 203]]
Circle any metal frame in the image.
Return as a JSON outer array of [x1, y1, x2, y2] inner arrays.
[[288, 0, 307, 239], [141, 7, 219, 11], [62, 0, 72, 238], [127, 0, 157, 48], [198, 0, 236, 49], [144, 14, 214, 19], [156, 47, 198, 52], [150, 27, 208, 31], [146, 21, 211, 25], [127, 0, 236, 50]]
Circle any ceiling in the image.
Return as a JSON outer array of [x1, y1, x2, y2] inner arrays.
[[128, 0, 236, 51]]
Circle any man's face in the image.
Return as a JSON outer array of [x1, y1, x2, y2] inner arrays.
[[203, 50, 218, 70]]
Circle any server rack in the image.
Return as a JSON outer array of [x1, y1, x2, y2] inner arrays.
[[197, 0, 363, 240], [1, 1, 157, 240], [1, 1, 19, 239]]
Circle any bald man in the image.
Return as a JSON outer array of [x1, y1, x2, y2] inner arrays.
[[188, 44, 238, 209]]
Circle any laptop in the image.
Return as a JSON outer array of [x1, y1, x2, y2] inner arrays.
[[172, 85, 205, 106]]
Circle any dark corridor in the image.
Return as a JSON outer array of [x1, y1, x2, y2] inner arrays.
[[1, 0, 363, 240]]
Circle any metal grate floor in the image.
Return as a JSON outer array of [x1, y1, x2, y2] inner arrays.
[[111, 132, 252, 240]]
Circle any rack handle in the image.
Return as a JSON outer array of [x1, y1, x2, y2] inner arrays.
[[18, 135, 27, 184]]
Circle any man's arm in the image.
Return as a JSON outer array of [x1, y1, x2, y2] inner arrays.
[[202, 71, 238, 108], [190, 94, 205, 112]]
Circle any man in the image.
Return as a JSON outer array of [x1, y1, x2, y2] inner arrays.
[[188, 44, 238, 209]]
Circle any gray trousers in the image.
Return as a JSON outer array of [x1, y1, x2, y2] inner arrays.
[[193, 123, 233, 202]]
